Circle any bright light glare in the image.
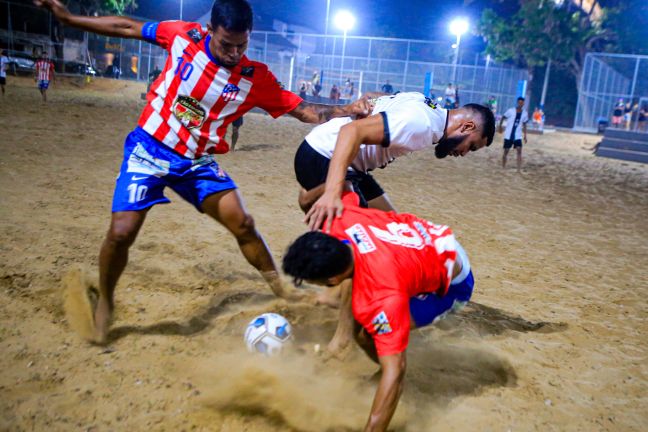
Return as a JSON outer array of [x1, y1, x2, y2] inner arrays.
[[334, 10, 356, 32], [449, 18, 469, 36]]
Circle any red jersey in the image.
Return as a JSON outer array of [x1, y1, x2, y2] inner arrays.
[[35, 59, 54, 81], [138, 21, 302, 158], [328, 193, 458, 356]]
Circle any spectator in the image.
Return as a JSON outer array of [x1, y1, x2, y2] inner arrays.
[[532, 107, 544, 130], [444, 82, 456, 108], [311, 70, 321, 97], [0, 49, 8, 97], [638, 104, 647, 133], [624, 101, 634, 131], [611, 99, 624, 128], [329, 84, 340, 103], [487, 95, 498, 116], [298, 81, 307, 99], [147, 66, 162, 92], [381, 80, 393, 94], [343, 78, 354, 100]]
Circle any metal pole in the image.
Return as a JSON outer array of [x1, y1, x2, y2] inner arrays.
[[288, 55, 295, 92], [402, 40, 410, 92], [180, 0, 184, 20], [540, 59, 551, 108], [137, 40, 142, 81], [340, 29, 347, 84], [358, 70, 364, 98], [452, 34, 460, 84]]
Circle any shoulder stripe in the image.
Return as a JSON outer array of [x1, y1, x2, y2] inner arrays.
[[380, 111, 391, 148]]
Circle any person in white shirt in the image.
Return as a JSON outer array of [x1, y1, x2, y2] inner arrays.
[[499, 97, 529, 173], [293, 91, 496, 230], [0, 49, 8, 97]]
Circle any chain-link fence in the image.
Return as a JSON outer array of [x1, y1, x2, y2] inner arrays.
[[2, 0, 527, 112], [574, 53, 648, 133]]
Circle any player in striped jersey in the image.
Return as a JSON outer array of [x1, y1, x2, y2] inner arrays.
[[35, 0, 371, 345], [34, 53, 55, 102]]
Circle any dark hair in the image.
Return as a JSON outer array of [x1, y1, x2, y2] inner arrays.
[[517, 97, 526, 102], [211, 0, 253, 32], [282, 232, 352, 286], [463, 103, 496, 147]]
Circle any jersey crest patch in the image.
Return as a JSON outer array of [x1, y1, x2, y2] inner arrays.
[[173, 95, 206, 129], [345, 223, 376, 254], [372, 311, 392, 335], [186, 28, 203, 43], [424, 97, 438, 109], [240, 66, 255, 77], [221, 83, 240, 102]]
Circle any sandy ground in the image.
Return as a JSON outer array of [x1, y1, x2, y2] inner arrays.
[[0, 76, 647, 432]]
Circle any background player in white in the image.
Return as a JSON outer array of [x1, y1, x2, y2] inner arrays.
[[35, 0, 371, 345], [0, 49, 8, 97], [499, 96, 529, 173], [297, 92, 496, 230]]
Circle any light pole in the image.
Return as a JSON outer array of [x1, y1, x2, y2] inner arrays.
[[449, 18, 469, 84], [180, 0, 184, 20], [335, 10, 355, 85]]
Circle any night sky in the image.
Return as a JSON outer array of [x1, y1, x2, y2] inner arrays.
[[135, 0, 493, 43]]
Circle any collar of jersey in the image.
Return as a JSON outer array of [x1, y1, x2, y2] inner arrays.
[[203, 35, 222, 66]]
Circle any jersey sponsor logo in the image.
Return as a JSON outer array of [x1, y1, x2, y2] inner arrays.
[[240, 66, 255, 77], [186, 28, 203, 43], [345, 224, 376, 254], [221, 83, 240, 102], [372, 311, 392, 335], [127, 143, 171, 177], [173, 95, 207, 129]]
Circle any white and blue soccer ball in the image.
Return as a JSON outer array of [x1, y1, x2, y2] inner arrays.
[[244, 313, 293, 355]]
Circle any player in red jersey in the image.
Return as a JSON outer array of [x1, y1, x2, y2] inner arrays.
[[34, 52, 55, 102], [35, 0, 371, 345], [283, 192, 474, 432]]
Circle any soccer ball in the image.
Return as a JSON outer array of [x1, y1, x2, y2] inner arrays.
[[244, 313, 293, 355]]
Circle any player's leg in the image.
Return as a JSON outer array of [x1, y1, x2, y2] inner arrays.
[[516, 146, 523, 173], [96, 209, 148, 342], [354, 322, 379, 364], [0, 77, 5, 96], [201, 189, 298, 298], [359, 174, 396, 212], [231, 126, 240, 150], [502, 140, 512, 168]]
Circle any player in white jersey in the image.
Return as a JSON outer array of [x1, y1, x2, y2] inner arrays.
[[0, 49, 8, 97], [295, 92, 496, 230], [499, 97, 529, 173], [36, 0, 371, 345]]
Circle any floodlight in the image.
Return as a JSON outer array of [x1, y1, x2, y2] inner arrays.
[[449, 18, 469, 37], [335, 10, 356, 32]]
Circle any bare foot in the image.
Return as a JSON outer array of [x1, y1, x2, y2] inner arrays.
[[93, 298, 113, 345]]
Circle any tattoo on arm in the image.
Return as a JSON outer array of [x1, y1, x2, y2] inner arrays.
[[290, 101, 347, 124]]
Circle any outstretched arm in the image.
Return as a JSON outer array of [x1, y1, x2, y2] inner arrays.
[[364, 352, 407, 432], [304, 114, 385, 231], [288, 98, 372, 124], [327, 280, 354, 356], [34, 0, 145, 39]]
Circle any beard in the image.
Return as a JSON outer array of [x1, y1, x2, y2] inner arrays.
[[435, 136, 464, 159]]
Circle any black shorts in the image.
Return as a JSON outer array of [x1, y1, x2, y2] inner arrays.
[[294, 140, 384, 207], [232, 116, 244, 127], [0, 77, 6, 85], [504, 139, 522, 149]]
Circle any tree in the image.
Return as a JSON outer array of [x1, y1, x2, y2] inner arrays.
[[478, 0, 611, 85]]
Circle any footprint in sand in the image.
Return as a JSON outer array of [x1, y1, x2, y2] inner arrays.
[[62, 266, 99, 343]]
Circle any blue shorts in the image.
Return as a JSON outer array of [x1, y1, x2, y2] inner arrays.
[[409, 270, 474, 328], [112, 127, 237, 212], [38, 80, 50, 90]]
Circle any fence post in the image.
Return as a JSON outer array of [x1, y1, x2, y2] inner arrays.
[[402, 40, 410, 91], [288, 55, 295, 92], [137, 40, 142, 81]]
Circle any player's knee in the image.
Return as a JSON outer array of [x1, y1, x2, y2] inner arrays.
[[298, 192, 311, 213], [232, 213, 257, 240], [107, 218, 140, 246]]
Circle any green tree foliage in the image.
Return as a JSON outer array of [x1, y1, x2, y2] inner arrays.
[[478, 0, 610, 83], [66, 0, 138, 15], [605, 0, 648, 55]]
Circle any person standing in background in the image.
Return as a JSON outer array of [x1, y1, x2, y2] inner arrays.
[[499, 97, 529, 173]]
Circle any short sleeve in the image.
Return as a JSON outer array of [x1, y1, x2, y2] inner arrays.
[[363, 295, 410, 357], [380, 104, 436, 152], [141, 20, 190, 50], [254, 69, 303, 118], [522, 111, 529, 123]]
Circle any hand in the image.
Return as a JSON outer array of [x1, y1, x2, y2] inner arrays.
[[524, 136, 528, 144], [33, 0, 68, 18], [498, 126, 504, 134], [346, 97, 371, 119], [304, 191, 344, 232]]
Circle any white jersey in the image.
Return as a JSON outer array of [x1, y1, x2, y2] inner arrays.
[[0, 56, 8, 78], [305, 92, 448, 173], [502, 107, 529, 141]]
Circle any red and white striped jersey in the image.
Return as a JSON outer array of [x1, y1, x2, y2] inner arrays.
[[138, 21, 302, 158], [35, 59, 54, 81]]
